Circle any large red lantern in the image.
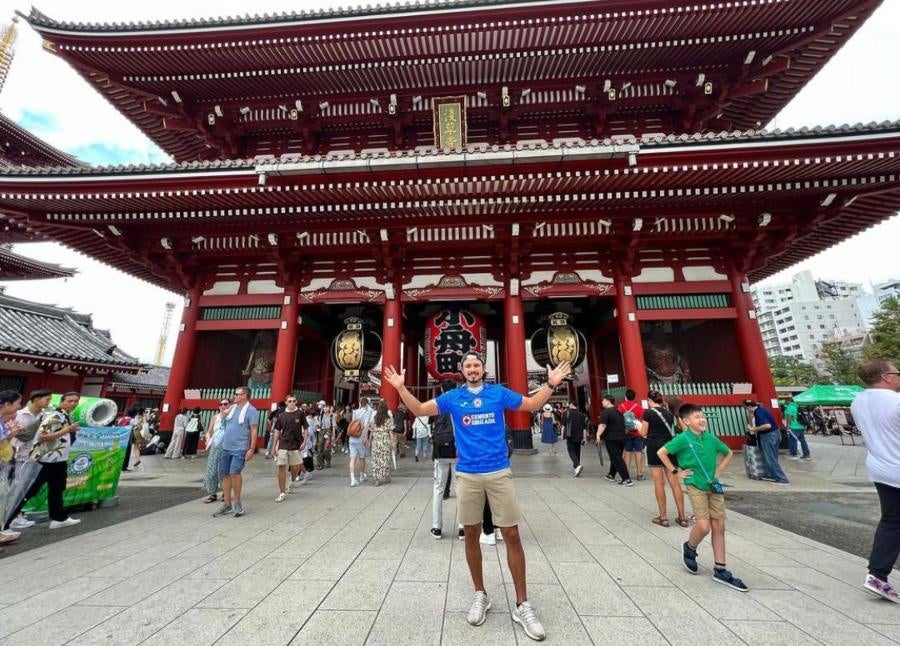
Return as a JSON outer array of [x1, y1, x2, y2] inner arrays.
[[424, 308, 487, 380]]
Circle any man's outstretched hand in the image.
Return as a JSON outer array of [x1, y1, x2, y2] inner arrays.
[[546, 361, 572, 387], [383, 366, 406, 391]]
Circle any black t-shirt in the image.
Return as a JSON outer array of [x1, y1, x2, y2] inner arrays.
[[274, 409, 306, 451], [599, 408, 626, 440], [645, 407, 675, 442]]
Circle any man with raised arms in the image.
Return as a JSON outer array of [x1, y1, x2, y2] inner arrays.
[[384, 351, 570, 642]]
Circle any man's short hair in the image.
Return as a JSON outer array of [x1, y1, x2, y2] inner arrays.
[[0, 390, 21, 406], [359, 397, 369, 406], [742, 399, 758, 408], [60, 391, 80, 402], [624, 389, 636, 400], [858, 358, 897, 386], [234, 386, 250, 397], [602, 394, 616, 405], [678, 403, 703, 420], [28, 388, 52, 402]]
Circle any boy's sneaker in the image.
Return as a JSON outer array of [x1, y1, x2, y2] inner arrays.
[[480, 531, 497, 546], [466, 591, 491, 626], [620, 479, 634, 487], [864, 574, 900, 603], [213, 504, 233, 518], [605, 474, 616, 483], [275, 492, 287, 503], [512, 601, 546, 641], [682, 541, 699, 574], [430, 528, 442, 540], [574, 465, 584, 477], [233, 503, 244, 517], [712, 568, 749, 592]]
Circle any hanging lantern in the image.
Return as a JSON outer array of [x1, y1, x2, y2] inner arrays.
[[331, 317, 382, 382], [424, 308, 487, 380], [530, 312, 586, 380]]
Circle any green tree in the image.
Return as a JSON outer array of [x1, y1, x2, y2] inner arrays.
[[768, 355, 822, 387], [819, 340, 862, 385], [864, 295, 900, 361]]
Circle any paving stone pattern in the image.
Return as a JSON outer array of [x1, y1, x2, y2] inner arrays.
[[1, 435, 895, 645]]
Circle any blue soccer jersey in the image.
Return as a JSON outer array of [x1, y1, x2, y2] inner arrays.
[[435, 383, 523, 474]]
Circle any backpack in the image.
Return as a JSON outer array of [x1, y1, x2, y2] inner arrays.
[[431, 413, 456, 459], [347, 419, 362, 438], [622, 403, 642, 434]]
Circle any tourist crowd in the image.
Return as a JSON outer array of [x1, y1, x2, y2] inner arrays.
[[2, 356, 898, 637]]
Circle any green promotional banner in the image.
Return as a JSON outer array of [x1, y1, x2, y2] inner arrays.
[[23, 426, 130, 512]]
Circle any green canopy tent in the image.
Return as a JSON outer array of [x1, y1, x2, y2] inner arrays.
[[793, 384, 863, 406]]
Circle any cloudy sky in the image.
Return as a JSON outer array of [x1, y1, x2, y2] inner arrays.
[[2, 0, 900, 365]]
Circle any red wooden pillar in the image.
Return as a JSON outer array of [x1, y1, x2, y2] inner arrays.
[[587, 340, 605, 425], [404, 333, 420, 400], [614, 275, 649, 399], [504, 287, 534, 451], [380, 294, 402, 410], [160, 285, 202, 431], [271, 287, 300, 403], [729, 269, 779, 415], [323, 359, 335, 404]]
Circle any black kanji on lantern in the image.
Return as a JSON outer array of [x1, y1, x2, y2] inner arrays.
[[425, 308, 486, 379]]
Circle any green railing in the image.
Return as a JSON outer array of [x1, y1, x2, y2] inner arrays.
[[200, 306, 281, 321], [636, 294, 730, 310], [198, 386, 272, 400], [701, 406, 748, 437], [649, 382, 738, 395]]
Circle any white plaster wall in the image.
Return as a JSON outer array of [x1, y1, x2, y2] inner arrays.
[[203, 281, 240, 296], [682, 266, 727, 281], [247, 280, 281, 294], [633, 268, 675, 283]]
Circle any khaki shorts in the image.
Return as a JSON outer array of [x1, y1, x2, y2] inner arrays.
[[456, 468, 521, 528], [686, 485, 726, 521], [276, 449, 302, 466]]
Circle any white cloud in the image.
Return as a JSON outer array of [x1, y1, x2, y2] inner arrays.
[[1, 0, 899, 363]]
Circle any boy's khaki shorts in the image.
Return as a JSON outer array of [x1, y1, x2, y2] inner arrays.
[[456, 468, 522, 528], [686, 485, 726, 520]]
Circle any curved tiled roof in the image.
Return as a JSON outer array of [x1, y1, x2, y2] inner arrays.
[[0, 291, 142, 369], [0, 245, 74, 280], [107, 365, 169, 390], [23, 1, 541, 33], [1, 120, 897, 177], [0, 113, 85, 169]]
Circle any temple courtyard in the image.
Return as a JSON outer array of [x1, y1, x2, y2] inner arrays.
[[0, 435, 896, 646]]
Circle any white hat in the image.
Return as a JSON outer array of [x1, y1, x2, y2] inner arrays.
[[542, 404, 552, 412]]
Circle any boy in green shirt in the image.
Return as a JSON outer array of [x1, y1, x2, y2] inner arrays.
[[657, 403, 748, 592]]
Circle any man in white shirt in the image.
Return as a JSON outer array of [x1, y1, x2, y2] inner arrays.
[[8, 389, 52, 530], [850, 358, 900, 604], [349, 398, 374, 487]]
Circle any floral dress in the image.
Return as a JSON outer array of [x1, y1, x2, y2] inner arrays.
[[370, 421, 393, 483], [203, 416, 225, 495]]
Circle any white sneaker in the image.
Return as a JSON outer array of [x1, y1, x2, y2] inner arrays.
[[360, 473, 368, 482], [513, 601, 546, 641], [10, 515, 35, 530], [495, 529, 504, 542], [275, 492, 287, 502], [480, 531, 497, 546], [350, 478, 359, 487], [49, 517, 81, 530], [287, 482, 294, 494], [301, 473, 312, 485], [0, 530, 21, 544], [466, 591, 491, 626], [574, 465, 584, 477]]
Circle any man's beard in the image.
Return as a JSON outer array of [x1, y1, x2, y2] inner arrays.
[[464, 372, 484, 386]]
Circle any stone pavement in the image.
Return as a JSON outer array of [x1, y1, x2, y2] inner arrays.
[[1, 436, 897, 646]]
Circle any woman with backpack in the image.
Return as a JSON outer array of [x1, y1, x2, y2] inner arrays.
[[645, 391, 688, 527], [369, 401, 394, 485]]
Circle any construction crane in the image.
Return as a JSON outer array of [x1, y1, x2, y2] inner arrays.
[[154, 302, 176, 365]]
